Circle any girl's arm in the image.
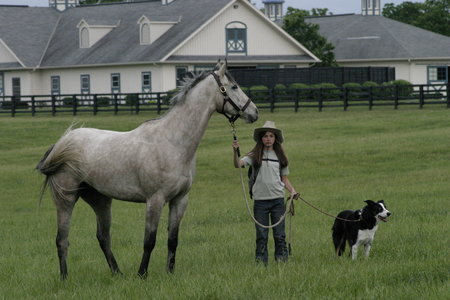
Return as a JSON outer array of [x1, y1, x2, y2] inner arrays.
[[281, 175, 299, 198]]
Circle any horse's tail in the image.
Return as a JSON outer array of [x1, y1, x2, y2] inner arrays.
[[36, 126, 83, 205]]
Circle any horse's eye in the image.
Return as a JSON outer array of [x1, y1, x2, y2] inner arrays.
[[232, 85, 238, 90]]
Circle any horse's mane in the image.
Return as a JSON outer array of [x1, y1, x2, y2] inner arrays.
[[170, 71, 210, 106]]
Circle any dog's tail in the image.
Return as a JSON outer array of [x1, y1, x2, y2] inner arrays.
[[332, 218, 347, 256]]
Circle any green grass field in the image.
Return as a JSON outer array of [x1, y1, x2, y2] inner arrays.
[[0, 108, 449, 299]]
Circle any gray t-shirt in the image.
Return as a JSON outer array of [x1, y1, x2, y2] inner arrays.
[[242, 149, 289, 200]]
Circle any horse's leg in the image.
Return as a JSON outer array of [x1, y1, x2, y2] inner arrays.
[[80, 184, 121, 275], [52, 174, 79, 280], [138, 192, 165, 278], [167, 195, 188, 273]]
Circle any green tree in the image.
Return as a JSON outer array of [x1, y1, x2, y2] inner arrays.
[[383, 0, 450, 37], [282, 7, 338, 67]]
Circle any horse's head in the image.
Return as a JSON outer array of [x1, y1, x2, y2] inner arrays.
[[212, 61, 258, 124]]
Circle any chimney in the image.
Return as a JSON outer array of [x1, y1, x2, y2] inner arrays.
[[263, 0, 284, 21], [49, 0, 79, 11], [361, 0, 381, 16]]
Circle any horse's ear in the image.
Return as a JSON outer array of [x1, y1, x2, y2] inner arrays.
[[214, 59, 221, 71], [217, 60, 227, 78]]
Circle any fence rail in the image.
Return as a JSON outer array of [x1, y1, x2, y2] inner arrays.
[[1, 83, 448, 117]]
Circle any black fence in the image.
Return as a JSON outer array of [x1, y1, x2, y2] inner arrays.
[[229, 66, 396, 88], [0, 83, 448, 117]]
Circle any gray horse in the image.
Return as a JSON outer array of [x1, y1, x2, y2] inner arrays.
[[37, 61, 258, 279]]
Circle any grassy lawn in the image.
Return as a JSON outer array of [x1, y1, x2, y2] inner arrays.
[[0, 108, 448, 299]]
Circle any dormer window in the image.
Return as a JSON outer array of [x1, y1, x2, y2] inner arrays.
[[80, 27, 89, 48], [77, 19, 117, 48], [137, 16, 178, 45], [141, 23, 150, 44]]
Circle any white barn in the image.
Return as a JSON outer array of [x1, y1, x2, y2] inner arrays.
[[0, 0, 319, 98], [305, 0, 450, 85]]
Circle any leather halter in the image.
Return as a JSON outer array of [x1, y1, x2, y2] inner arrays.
[[211, 72, 252, 123]]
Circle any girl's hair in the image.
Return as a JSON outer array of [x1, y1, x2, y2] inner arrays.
[[248, 130, 288, 169]]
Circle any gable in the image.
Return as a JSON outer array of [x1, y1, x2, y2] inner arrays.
[[0, 39, 21, 65], [172, 0, 314, 58]]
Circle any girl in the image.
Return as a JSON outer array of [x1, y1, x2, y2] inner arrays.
[[233, 121, 298, 265]]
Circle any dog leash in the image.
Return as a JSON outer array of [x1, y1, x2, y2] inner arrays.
[[297, 195, 361, 222]]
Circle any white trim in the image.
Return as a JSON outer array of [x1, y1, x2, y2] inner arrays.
[[0, 38, 25, 68]]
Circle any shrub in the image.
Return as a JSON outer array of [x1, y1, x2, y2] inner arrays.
[[274, 84, 287, 96], [343, 82, 362, 99], [63, 97, 76, 106], [289, 83, 310, 99], [391, 79, 414, 97], [249, 85, 269, 101], [318, 83, 340, 100], [162, 88, 180, 104], [125, 94, 139, 106], [0, 101, 29, 109], [97, 97, 110, 107]]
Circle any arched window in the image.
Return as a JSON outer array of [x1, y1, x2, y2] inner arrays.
[[80, 27, 89, 48], [141, 23, 150, 44], [226, 22, 247, 54]]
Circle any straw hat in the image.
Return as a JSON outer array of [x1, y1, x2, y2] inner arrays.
[[253, 121, 284, 143]]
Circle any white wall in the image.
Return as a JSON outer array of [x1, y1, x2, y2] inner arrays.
[[174, 2, 303, 57]]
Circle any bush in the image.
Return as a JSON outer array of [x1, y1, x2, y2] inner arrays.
[[343, 82, 362, 99], [289, 83, 310, 99], [318, 83, 340, 100], [162, 88, 180, 104], [97, 97, 110, 107], [391, 79, 414, 97], [248, 85, 269, 101], [125, 94, 139, 106], [274, 84, 287, 96], [289, 83, 309, 89], [63, 97, 76, 106], [0, 101, 29, 109]]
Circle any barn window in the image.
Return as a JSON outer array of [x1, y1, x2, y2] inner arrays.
[[226, 22, 247, 54], [140, 23, 150, 44], [111, 73, 121, 93], [428, 66, 448, 83], [51, 76, 60, 95], [80, 75, 90, 94], [80, 27, 89, 48]]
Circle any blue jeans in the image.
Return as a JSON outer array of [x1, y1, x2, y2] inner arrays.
[[253, 198, 288, 264]]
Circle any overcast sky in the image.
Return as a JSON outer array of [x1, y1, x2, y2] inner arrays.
[[0, 0, 426, 15]]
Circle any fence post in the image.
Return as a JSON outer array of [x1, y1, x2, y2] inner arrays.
[[72, 95, 77, 116], [369, 87, 373, 110], [344, 87, 348, 111], [114, 94, 118, 115], [447, 83, 450, 109], [318, 88, 323, 112], [11, 96, 16, 117], [270, 88, 275, 113], [93, 94, 98, 115], [31, 96, 36, 116], [294, 89, 299, 112], [51, 95, 56, 116], [157, 93, 161, 114], [394, 86, 399, 109], [419, 85, 424, 109], [135, 93, 140, 114]]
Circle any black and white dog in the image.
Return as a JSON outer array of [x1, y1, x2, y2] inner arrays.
[[332, 200, 391, 259]]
